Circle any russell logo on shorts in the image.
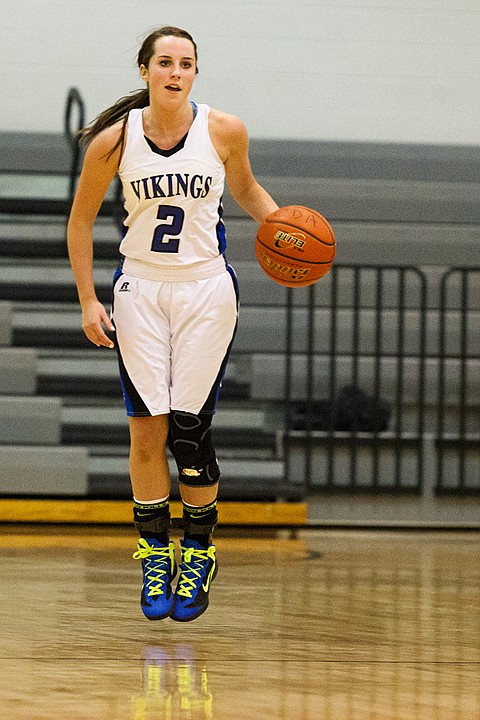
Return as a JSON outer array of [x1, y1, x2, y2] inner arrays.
[[119, 281, 131, 292]]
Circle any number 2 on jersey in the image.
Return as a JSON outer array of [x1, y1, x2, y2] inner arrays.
[[151, 204, 185, 253]]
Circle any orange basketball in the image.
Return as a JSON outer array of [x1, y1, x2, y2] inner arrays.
[[255, 205, 336, 287]]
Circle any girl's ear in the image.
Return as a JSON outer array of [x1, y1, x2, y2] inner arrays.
[[139, 64, 149, 83]]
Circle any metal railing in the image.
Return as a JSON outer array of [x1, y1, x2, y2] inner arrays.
[[64, 87, 85, 209], [284, 265, 428, 493], [437, 268, 480, 494], [111, 176, 126, 236], [63, 87, 124, 236]]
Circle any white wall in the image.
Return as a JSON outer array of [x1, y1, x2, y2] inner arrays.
[[1, 0, 478, 144]]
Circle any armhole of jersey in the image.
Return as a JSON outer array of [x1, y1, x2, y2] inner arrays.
[[118, 112, 134, 175], [117, 116, 129, 169], [204, 106, 226, 167]]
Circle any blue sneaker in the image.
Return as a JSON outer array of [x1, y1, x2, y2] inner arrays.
[[133, 538, 177, 620], [171, 540, 217, 622]]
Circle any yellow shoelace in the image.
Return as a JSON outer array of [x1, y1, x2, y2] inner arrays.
[[133, 539, 173, 597], [176, 546, 216, 599]]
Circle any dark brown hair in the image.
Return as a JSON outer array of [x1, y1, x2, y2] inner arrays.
[[79, 26, 198, 156]]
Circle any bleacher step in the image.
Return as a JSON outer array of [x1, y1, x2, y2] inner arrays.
[[5, 260, 480, 310], [34, 350, 249, 399], [61, 404, 279, 451], [0, 396, 62, 445], [87, 454, 295, 501], [0, 445, 89, 496], [2, 172, 480, 223]]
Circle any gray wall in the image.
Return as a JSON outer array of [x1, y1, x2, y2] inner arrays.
[[1, 0, 478, 143]]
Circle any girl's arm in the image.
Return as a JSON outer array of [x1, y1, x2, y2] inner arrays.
[[210, 110, 279, 224], [67, 124, 121, 348]]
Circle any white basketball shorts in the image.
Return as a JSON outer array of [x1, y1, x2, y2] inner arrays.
[[112, 265, 239, 416]]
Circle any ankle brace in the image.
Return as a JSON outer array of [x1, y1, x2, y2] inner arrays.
[[182, 501, 218, 536], [133, 499, 171, 537]]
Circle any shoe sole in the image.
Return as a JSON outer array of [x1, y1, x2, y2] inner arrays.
[[170, 600, 209, 622], [144, 609, 174, 621]]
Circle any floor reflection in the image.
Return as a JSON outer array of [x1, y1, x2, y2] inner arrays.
[[0, 528, 478, 719], [132, 645, 212, 720]]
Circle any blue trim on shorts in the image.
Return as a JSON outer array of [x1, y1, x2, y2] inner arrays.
[[226, 262, 240, 309], [116, 341, 151, 417], [112, 261, 151, 417]]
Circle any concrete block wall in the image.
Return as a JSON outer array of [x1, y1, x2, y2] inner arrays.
[[1, 1, 478, 145]]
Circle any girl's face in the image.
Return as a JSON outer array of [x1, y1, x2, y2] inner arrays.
[[140, 36, 197, 103]]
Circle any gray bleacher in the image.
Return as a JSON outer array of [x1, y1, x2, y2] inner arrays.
[[0, 131, 479, 513], [0, 346, 37, 394], [0, 301, 12, 345], [0, 445, 89, 495]]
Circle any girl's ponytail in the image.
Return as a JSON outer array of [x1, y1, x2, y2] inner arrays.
[[78, 87, 149, 158]]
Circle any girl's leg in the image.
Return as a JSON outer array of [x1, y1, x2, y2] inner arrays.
[[168, 412, 220, 622], [179, 482, 219, 548], [179, 483, 218, 508], [129, 414, 176, 621], [129, 414, 171, 501]]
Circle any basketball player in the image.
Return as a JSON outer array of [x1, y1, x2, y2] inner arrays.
[[67, 26, 278, 622]]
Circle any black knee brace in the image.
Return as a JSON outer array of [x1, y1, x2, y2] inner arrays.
[[168, 411, 220, 487]]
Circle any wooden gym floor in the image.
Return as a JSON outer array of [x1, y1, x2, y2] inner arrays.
[[0, 525, 478, 720]]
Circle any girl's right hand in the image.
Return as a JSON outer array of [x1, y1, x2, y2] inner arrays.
[[81, 299, 115, 348]]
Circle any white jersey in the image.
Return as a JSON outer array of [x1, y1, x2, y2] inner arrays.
[[118, 103, 227, 280]]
